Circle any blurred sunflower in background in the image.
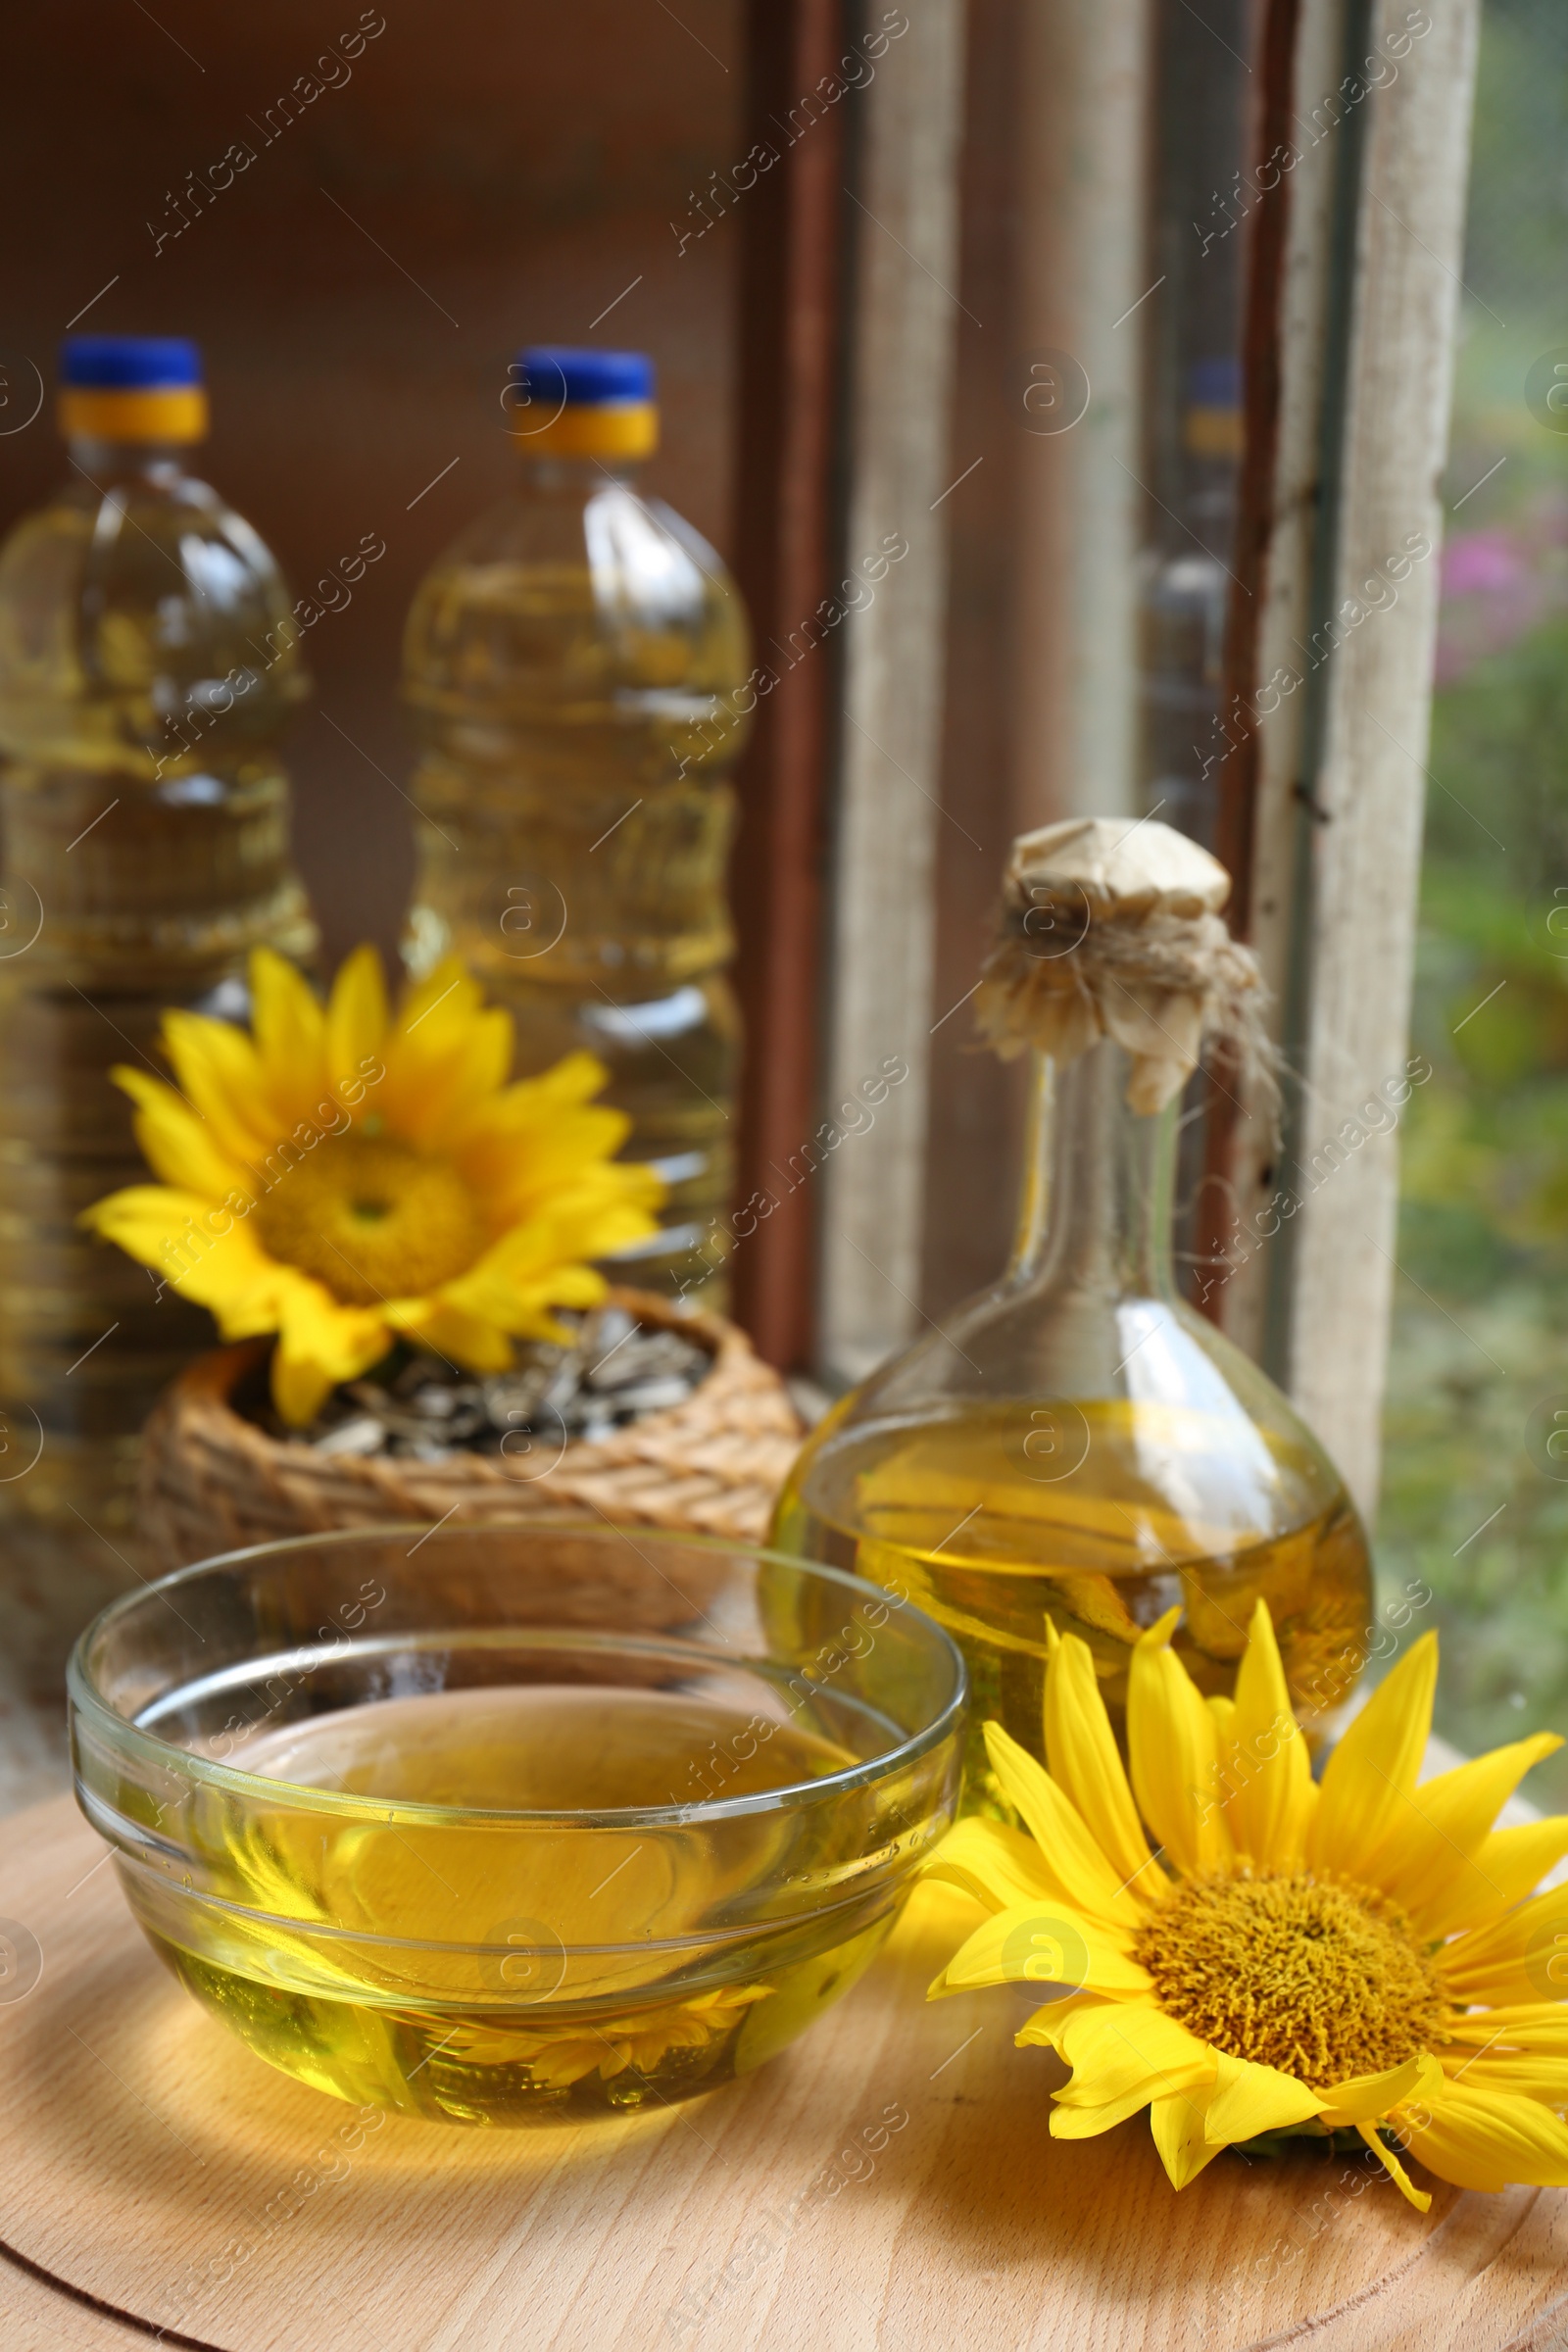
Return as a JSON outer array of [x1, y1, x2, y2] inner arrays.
[[926, 1603, 1568, 2207], [84, 946, 662, 1424]]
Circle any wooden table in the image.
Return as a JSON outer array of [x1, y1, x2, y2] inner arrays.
[[2, 1794, 1566, 2350]]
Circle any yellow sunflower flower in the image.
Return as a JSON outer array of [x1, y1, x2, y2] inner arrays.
[[926, 1602, 1568, 2209], [83, 946, 663, 1425]]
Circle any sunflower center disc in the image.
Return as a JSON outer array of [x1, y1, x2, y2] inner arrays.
[[1133, 1869, 1445, 2084], [255, 1135, 488, 1305]]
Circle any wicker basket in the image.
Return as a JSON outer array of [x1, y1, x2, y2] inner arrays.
[[136, 1289, 805, 1573]]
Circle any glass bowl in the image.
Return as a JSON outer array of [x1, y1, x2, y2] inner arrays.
[[68, 1521, 965, 2125]]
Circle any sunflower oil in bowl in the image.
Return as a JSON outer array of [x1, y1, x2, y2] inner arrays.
[[74, 1529, 966, 2125], [0, 336, 315, 1534], [400, 346, 752, 1305], [122, 1678, 902, 2123]]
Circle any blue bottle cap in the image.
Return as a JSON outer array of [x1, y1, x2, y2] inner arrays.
[[516, 347, 656, 407], [1186, 356, 1241, 410], [60, 336, 204, 391]]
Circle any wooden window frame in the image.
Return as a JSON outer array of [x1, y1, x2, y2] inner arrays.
[[730, 0, 1482, 1527]]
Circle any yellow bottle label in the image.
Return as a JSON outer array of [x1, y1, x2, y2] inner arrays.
[[57, 386, 210, 442], [511, 401, 659, 460]]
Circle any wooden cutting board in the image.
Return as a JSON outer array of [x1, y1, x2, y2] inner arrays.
[[1, 1793, 1565, 2352]]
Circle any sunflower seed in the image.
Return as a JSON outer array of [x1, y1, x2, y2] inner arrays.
[[312, 1415, 386, 1458], [606, 1378, 693, 1415], [482, 1372, 554, 1429], [543, 1360, 585, 1414], [288, 1312, 708, 1458]]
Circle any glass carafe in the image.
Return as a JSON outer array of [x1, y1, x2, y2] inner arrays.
[[772, 1033, 1374, 1795]]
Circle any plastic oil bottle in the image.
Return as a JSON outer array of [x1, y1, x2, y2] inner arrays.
[[401, 346, 752, 1305], [0, 335, 317, 1546], [773, 818, 1374, 1799]]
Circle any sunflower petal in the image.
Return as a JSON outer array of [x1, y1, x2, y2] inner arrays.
[[928, 1901, 1149, 2000], [1050, 2093, 1153, 2139], [379, 958, 513, 1147], [445, 1185, 660, 1319], [921, 1815, 1067, 1916], [1049, 1998, 1214, 2115], [1441, 1883, 1568, 2008], [325, 943, 389, 1094], [1127, 1608, 1232, 1875], [1013, 1990, 1120, 2052], [158, 1012, 277, 1160], [1391, 2078, 1568, 2191], [1361, 1733, 1562, 1932], [1314, 2051, 1435, 2129], [270, 1280, 388, 1426], [1151, 2083, 1228, 2188], [385, 1295, 521, 1375], [1043, 1621, 1158, 1896], [1201, 2050, 1322, 2144], [1305, 1632, 1438, 1881], [1437, 2055, 1568, 2104], [249, 947, 327, 1125], [1441, 2003, 1568, 2054], [1226, 1598, 1316, 1868], [980, 1724, 1151, 1928], [1421, 1817, 1568, 1941], [110, 1068, 249, 1200], [82, 1185, 237, 1298], [169, 1226, 296, 1330], [509, 1051, 611, 1108], [1354, 2121, 1431, 2211]]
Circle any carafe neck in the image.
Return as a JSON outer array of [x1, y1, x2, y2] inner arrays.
[[1007, 1038, 1178, 1301]]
